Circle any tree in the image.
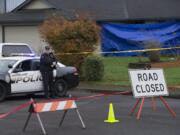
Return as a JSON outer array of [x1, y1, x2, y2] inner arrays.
[[39, 15, 100, 69], [144, 40, 161, 62]]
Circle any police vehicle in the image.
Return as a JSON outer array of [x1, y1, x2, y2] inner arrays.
[[0, 56, 79, 101]]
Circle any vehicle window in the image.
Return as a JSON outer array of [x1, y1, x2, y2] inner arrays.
[[31, 60, 40, 71], [2, 45, 32, 57], [57, 62, 66, 68], [0, 60, 17, 73], [14, 60, 32, 72]]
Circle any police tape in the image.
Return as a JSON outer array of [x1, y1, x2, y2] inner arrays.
[[0, 90, 131, 119], [0, 100, 34, 119], [55, 46, 180, 56]]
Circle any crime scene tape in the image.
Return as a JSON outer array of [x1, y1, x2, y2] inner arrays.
[[0, 100, 34, 119], [55, 46, 180, 56], [0, 90, 131, 119]]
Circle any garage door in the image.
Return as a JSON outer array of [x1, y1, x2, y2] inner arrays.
[[4, 26, 48, 54]]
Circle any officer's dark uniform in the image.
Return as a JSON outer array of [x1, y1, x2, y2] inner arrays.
[[40, 50, 56, 98]]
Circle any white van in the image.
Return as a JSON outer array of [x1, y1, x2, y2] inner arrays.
[[0, 43, 35, 57]]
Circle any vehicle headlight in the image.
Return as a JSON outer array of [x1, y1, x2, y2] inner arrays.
[[5, 74, 11, 83]]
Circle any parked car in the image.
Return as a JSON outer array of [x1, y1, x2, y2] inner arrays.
[[0, 56, 79, 101], [0, 43, 35, 57]]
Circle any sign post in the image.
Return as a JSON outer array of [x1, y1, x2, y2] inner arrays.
[[129, 69, 176, 120]]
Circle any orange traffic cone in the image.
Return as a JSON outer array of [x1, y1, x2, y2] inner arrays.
[[104, 103, 119, 123]]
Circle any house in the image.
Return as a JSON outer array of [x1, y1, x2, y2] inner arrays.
[[0, 0, 180, 54]]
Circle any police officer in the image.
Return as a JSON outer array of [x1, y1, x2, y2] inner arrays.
[[40, 46, 57, 98]]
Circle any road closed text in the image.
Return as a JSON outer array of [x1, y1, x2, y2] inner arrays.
[[129, 69, 168, 98], [136, 83, 164, 93], [136, 73, 165, 93]]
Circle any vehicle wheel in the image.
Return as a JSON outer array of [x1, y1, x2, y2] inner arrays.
[[0, 83, 7, 102], [54, 79, 68, 97]]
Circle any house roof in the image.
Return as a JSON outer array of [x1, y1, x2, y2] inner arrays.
[[126, 0, 180, 20], [0, 11, 45, 25], [11, 0, 128, 21], [0, 0, 180, 24], [0, 10, 53, 25], [13, 0, 180, 19]]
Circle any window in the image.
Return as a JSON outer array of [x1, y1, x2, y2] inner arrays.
[[14, 60, 32, 72], [31, 60, 40, 71], [2, 45, 32, 57]]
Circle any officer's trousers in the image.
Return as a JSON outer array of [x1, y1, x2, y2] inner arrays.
[[41, 71, 55, 97]]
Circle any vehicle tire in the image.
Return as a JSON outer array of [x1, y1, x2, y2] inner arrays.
[[54, 79, 68, 97], [0, 83, 7, 102]]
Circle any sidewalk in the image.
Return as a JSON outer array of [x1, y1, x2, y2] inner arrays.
[[74, 82, 180, 98], [76, 82, 132, 92]]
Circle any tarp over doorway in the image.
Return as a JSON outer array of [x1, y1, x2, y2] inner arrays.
[[101, 21, 180, 56]]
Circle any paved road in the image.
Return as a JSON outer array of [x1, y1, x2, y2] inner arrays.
[[0, 91, 179, 135]]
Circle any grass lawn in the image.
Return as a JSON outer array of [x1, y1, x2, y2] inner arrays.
[[89, 56, 180, 87]]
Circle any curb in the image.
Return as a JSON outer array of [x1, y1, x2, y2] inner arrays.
[[74, 88, 131, 93], [71, 84, 180, 99]]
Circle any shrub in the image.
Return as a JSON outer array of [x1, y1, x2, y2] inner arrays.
[[82, 56, 104, 81], [144, 41, 161, 62], [39, 15, 100, 69]]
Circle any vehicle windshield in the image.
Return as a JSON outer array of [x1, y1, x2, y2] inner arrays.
[[57, 62, 65, 67], [2, 45, 33, 57], [0, 60, 17, 73]]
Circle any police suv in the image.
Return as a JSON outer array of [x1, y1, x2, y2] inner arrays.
[[0, 56, 79, 101]]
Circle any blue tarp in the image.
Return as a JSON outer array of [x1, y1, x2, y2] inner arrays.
[[101, 21, 180, 56]]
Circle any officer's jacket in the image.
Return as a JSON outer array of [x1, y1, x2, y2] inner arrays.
[[40, 53, 54, 72]]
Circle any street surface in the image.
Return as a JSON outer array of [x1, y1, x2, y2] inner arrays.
[[0, 91, 179, 135]]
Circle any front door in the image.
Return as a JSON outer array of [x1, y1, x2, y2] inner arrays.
[[10, 59, 43, 93]]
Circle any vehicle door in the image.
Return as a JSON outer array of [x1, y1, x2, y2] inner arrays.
[[30, 59, 43, 91], [10, 59, 42, 93]]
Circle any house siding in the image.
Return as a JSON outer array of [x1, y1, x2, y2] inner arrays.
[[6, 0, 26, 12], [0, 0, 5, 13], [0, 26, 2, 42], [24, 0, 53, 9]]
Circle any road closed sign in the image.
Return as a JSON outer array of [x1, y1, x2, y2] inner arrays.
[[129, 69, 169, 98]]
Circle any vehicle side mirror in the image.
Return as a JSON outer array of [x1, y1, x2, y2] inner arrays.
[[8, 64, 13, 69]]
